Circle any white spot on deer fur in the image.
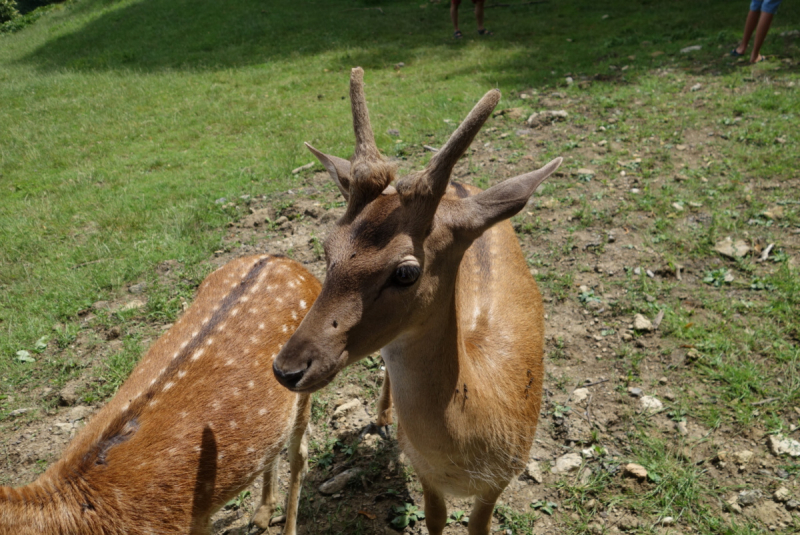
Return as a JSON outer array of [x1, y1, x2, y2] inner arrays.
[[232, 388, 240, 397], [180, 340, 189, 349], [231, 282, 238, 288], [172, 351, 180, 360], [276, 297, 283, 304], [247, 447, 256, 453], [180, 411, 189, 419], [178, 370, 187, 378], [121, 403, 129, 412], [232, 308, 240, 316], [192, 330, 198, 338], [291, 311, 298, 320], [248, 381, 255, 389], [230, 420, 238, 429], [250, 336, 259, 344], [259, 408, 267, 416], [149, 399, 159, 408], [202, 316, 210, 325], [226, 358, 235, 366], [240, 295, 250, 303], [299, 275, 306, 282], [282, 325, 288, 333], [249, 284, 260, 294], [191, 349, 205, 361], [150, 378, 157, 387], [205, 338, 214, 346], [288, 280, 297, 289], [300, 300, 307, 310], [267, 285, 276, 292], [163, 382, 174, 392], [216, 322, 227, 332], [258, 322, 265, 330], [213, 401, 221, 410]]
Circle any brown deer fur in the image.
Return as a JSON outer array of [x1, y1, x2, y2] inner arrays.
[[0, 255, 320, 535], [273, 68, 562, 535]]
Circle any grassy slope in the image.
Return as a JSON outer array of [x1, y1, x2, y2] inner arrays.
[[0, 0, 798, 413]]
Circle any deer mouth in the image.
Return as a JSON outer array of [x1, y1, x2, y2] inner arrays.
[[274, 348, 350, 394]]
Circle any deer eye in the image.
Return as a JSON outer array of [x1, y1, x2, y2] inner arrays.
[[392, 264, 420, 287]]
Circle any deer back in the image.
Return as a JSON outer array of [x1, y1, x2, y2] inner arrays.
[[0, 254, 320, 535]]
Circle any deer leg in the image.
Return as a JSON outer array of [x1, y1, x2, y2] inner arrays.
[[467, 489, 503, 535], [376, 368, 393, 428], [282, 394, 311, 535], [250, 456, 280, 530], [420, 479, 448, 535]]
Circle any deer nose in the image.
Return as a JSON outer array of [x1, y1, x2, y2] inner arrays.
[[273, 361, 309, 389]]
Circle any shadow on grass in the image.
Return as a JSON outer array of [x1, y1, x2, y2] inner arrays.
[[17, 0, 798, 86]]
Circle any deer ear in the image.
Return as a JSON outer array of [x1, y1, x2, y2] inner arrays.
[[455, 157, 563, 238], [305, 143, 352, 200]]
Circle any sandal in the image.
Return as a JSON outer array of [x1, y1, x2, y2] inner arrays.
[[753, 54, 768, 63], [477, 28, 493, 36], [453, 30, 463, 39], [730, 48, 744, 57]]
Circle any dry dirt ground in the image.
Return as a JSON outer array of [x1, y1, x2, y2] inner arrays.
[[2, 71, 799, 534]]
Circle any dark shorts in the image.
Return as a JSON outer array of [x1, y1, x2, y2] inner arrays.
[[452, 0, 481, 5], [750, 0, 782, 14]]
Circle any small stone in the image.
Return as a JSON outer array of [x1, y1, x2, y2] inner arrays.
[[738, 489, 762, 506], [633, 314, 653, 332], [565, 76, 574, 85], [128, 282, 147, 294], [672, 202, 684, 211], [714, 237, 750, 259], [588, 522, 603, 534], [658, 377, 668, 385], [732, 450, 754, 466], [767, 434, 800, 457], [660, 516, 675, 526], [690, 83, 702, 92], [623, 463, 648, 479], [763, 206, 785, 220], [773, 487, 790, 502], [786, 499, 799, 510], [618, 515, 639, 531], [585, 499, 597, 509], [119, 299, 146, 312], [622, 333, 633, 342], [726, 496, 743, 514], [524, 460, 544, 483], [107, 325, 121, 340], [640, 396, 663, 413], [526, 110, 568, 127], [387, 129, 400, 137], [572, 388, 590, 404], [581, 448, 595, 459], [68, 406, 92, 422], [627, 387, 643, 398], [318, 468, 360, 495], [92, 300, 110, 311], [553, 453, 583, 473], [680, 45, 702, 53], [9, 408, 35, 417], [664, 391, 676, 402], [332, 398, 361, 418]]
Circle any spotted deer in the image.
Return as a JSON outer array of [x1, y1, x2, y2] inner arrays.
[[272, 68, 562, 535], [0, 255, 320, 535]]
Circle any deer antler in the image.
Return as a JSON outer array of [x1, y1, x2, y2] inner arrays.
[[350, 68, 380, 163], [397, 89, 500, 201], [345, 68, 396, 212]]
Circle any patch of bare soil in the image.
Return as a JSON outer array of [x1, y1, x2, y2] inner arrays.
[[2, 77, 799, 534]]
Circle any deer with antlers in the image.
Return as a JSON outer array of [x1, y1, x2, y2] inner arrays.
[[272, 68, 562, 535], [0, 255, 320, 535]]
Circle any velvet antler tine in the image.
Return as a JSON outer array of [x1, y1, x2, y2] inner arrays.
[[350, 67, 380, 162], [425, 89, 500, 192]]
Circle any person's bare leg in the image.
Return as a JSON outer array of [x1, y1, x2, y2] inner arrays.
[[451, 0, 461, 34], [750, 12, 774, 62], [475, 0, 485, 32], [736, 10, 761, 55]]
